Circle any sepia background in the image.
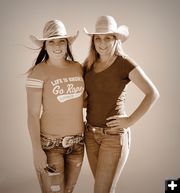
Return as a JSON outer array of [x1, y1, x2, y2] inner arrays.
[[0, 0, 180, 193]]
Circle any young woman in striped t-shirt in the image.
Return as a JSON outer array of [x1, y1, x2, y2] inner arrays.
[[26, 20, 84, 193]]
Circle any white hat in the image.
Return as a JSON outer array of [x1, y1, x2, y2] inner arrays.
[[84, 15, 129, 42], [30, 20, 79, 47]]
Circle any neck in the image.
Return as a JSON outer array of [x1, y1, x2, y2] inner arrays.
[[99, 55, 110, 63], [47, 58, 68, 67], [94, 54, 117, 73], [98, 53, 115, 67]]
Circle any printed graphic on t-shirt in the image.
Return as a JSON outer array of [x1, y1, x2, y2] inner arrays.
[[51, 76, 84, 103]]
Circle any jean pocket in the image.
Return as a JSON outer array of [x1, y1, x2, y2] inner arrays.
[[74, 141, 84, 149]]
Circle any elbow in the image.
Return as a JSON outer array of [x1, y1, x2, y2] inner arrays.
[[147, 88, 160, 104], [27, 111, 40, 130], [153, 88, 160, 101]]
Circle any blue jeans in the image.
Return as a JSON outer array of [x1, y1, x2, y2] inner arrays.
[[37, 136, 84, 193], [85, 124, 130, 193]]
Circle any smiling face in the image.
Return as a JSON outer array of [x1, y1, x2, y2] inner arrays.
[[94, 34, 116, 56], [45, 38, 67, 60]]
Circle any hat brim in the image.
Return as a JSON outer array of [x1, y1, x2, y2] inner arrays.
[[84, 26, 129, 43], [30, 31, 79, 47]]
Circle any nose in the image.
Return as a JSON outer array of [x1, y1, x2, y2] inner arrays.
[[99, 39, 106, 46], [55, 42, 61, 47]]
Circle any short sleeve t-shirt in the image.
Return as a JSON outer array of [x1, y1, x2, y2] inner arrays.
[[84, 55, 137, 127], [26, 61, 84, 135]]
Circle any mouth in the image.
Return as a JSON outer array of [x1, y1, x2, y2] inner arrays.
[[53, 50, 62, 54], [99, 47, 107, 51]]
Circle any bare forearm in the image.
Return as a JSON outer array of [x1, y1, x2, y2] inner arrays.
[[128, 65, 160, 126], [27, 115, 42, 151]]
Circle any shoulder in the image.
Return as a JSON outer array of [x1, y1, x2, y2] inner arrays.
[[70, 61, 83, 72], [30, 62, 46, 72], [119, 55, 138, 73], [27, 62, 46, 79], [26, 62, 47, 89], [121, 55, 137, 66], [71, 60, 83, 68]]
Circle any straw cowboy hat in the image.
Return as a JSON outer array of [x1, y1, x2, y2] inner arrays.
[[84, 15, 129, 42], [30, 20, 79, 47]]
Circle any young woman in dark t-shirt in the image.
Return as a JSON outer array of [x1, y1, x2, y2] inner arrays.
[[83, 15, 160, 193]]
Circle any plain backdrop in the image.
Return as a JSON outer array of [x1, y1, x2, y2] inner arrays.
[[0, 0, 180, 193]]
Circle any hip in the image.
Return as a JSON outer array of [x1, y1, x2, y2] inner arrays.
[[41, 132, 84, 155], [85, 123, 131, 148]]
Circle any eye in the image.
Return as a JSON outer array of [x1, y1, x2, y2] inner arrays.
[[48, 40, 54, 44], [105, 36, 113, 41], [59, 39, 66, 44], [94, 37, 100, 41]]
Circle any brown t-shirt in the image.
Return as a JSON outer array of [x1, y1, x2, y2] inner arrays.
[[84, 55, 137, 127], [26, 61, 84, 136]]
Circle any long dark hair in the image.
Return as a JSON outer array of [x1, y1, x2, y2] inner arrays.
[[33, 42, 49, 65], [27, 39, 74, 74]]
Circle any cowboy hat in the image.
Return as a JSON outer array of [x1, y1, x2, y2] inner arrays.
[[30, 20, 79, 47], [84, 15, 129, 42]]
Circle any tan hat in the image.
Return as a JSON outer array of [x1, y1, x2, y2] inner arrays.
[[84, 15, 129, 42], [30, 20, 79, 47]]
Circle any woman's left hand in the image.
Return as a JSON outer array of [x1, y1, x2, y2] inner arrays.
[[106, 115, 132, 129]]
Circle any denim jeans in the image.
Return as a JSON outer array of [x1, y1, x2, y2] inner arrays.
[[37, 137, 84, 193], [85, 125, 130, 193]]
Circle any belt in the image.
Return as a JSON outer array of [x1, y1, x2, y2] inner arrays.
[[41, 133, 84, 149], [86, 123, 123, 135]]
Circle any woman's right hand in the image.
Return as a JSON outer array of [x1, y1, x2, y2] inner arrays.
[[33, 148, 47, 173]]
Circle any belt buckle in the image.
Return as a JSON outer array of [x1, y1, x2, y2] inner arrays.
[[62, 136, 74, 148]]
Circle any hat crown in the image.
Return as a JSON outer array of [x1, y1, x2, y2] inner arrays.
[[95, 16, 118, 33], [43, 20, 67, 38]]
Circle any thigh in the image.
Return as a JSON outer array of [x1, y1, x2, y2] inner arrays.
[[64, 143, 84, 193], [94, 134, 122, 193], [85, 130, 100, 177], [37, 148, 65, 193], [110, 129, 131, 193]]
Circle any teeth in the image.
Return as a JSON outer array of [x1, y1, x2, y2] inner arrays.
[[54, 50, 62, 54]]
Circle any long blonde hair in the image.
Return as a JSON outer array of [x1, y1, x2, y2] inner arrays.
[[84, 36, 127, 72]]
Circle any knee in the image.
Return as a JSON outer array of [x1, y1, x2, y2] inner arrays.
[[50, 184, 61, 192], [65, 185, 75, 193]]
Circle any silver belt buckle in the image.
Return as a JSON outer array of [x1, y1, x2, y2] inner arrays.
[[62, 136, 74, 148]]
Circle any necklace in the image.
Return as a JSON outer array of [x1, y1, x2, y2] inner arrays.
[[94, 54, 117, 73]]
